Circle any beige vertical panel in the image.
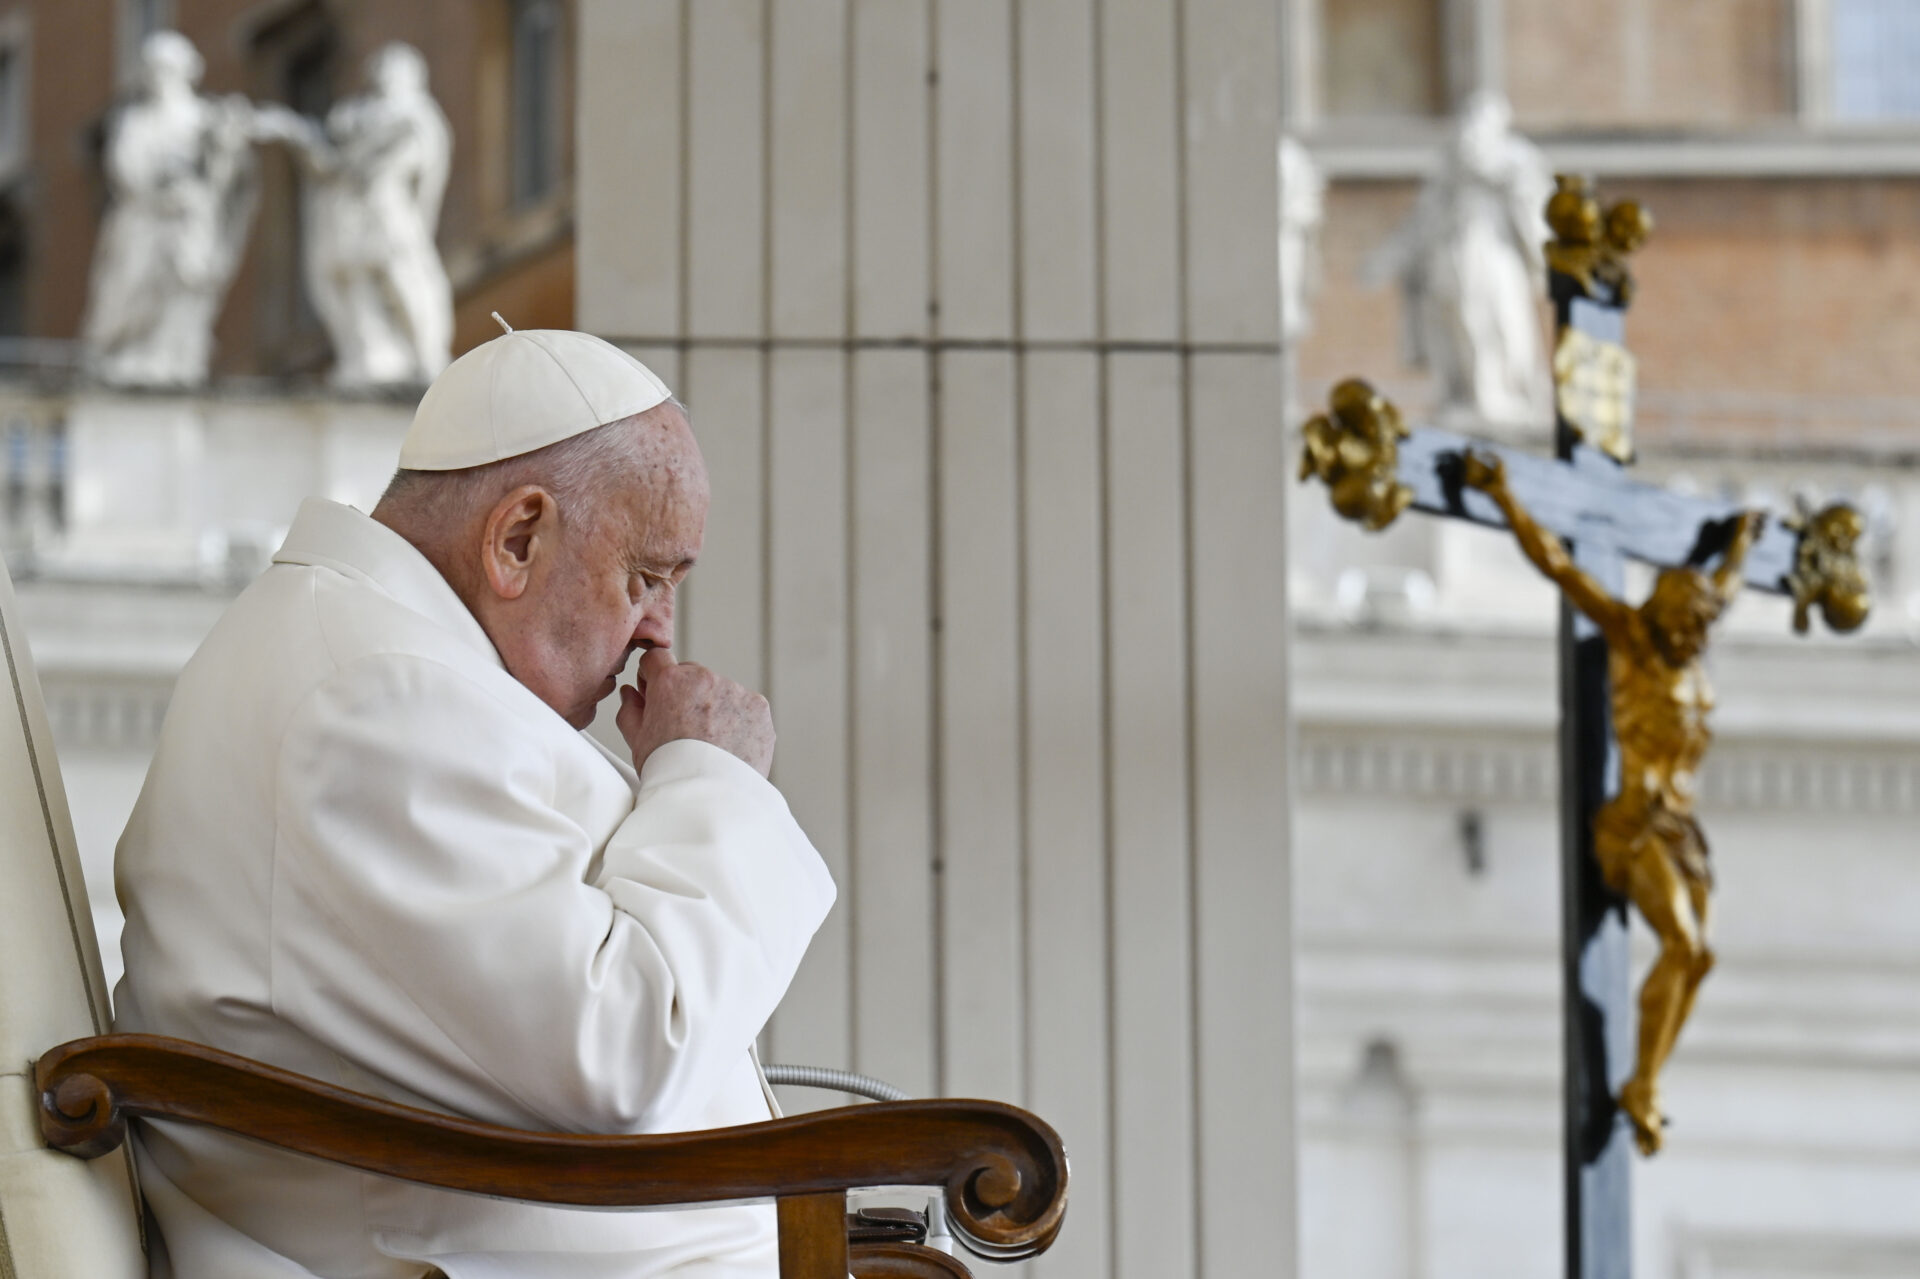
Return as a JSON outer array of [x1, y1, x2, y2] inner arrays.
[[1019, 351, 1109, 1279], [765, 349, 853, 1101], [770, 0, 849, 338], [851, 0, 930, 340], [1098, 0, 1182, 342], [936, 350, 1023, 1102], [686, 0, 766, 337], [1104, 352, 1198, 1279], [1016, 0, 1098, 342], [849, 349, 937, 1099], [934, 1, 1016, 340], [1187, 352, 1294, 1279], [678, 347, 765, 696], [1180, 0, 1281, 344], [576, 0, 682, 336]]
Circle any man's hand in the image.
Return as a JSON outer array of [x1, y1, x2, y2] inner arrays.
[[617, 648, 776, 778]]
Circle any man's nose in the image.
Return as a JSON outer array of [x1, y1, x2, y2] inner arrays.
[[633, 597, 674, 650]]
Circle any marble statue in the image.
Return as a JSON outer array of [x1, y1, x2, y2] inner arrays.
[[1278, 134, 1326, 347], [81, 32, 260, 388], [256, 44, 453, 388], [1364, 91, 1553, 429]]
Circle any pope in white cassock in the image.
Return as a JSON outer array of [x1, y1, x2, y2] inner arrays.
[[111, 328, 837, 1279]]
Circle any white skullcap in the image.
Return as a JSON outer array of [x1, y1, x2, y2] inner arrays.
[[398, 328, 674, 471]]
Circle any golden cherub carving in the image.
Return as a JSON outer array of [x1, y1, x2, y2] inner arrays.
[[1464, 449, 1762, 1155], [1787, 502, 1871, 635], [1298, 377, 1413, 532], [1545, 174, 1653, 305]]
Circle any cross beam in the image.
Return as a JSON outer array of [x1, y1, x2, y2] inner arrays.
[[1394, 428, 1798, 590]]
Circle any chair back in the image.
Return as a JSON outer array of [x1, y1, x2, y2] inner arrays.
[[0, 554, 146, 1276]]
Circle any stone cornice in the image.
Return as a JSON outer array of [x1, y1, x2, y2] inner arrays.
[[1296, 728, 1920, 815]]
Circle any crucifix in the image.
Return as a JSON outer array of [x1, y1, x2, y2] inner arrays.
[[1298, 176, 1870, 1279]]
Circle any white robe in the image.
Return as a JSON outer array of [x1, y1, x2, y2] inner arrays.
[[112, 498, 837, 1279]]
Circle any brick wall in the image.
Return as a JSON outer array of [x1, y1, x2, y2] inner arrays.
[[1297, 174, 1920, 448], [1505, 0, 1795, 127]]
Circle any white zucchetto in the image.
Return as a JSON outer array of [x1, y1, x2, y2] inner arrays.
[[398, 328, 674, 471]]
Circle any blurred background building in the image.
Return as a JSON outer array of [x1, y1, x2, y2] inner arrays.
[[0, 1, 1916, 1277], [1287, 2, 1920, 1276]]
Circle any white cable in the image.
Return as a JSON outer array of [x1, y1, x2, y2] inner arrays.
[[760, 1063, 910, 1103]]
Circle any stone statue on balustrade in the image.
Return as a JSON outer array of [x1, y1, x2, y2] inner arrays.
[[255, 43, 453, 388], [81, 32, 260, 388], [1278, 134, 1326, 349], [1364, 91, 1553, 430]]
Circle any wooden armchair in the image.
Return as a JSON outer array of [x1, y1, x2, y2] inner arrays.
[[0, 559, 1065, 1279]]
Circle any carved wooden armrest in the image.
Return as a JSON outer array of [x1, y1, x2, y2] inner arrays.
[[38, 1035, 1066, 1279], [850, 1242, 975, 1279]]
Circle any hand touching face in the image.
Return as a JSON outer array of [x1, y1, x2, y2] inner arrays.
[[617, 648, 776, 777]]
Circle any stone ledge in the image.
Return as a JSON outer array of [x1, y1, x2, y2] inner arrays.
[[1309, 128, 1920, 180]]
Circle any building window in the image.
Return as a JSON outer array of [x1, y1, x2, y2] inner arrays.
[[0, 12, 27, 335], [282, 30, 335, 122], [277, 29, 336, 357], [1323, 0, 1445, 119], [0, 196, 23, 336], [245, 2, 338, 374], [116, 0, 174, 90], [510, 0, 563, 206], [0, 21, 27, 188], [1830, 0, 1920, 120]]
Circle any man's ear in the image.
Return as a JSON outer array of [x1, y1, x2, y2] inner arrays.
[[479, 485, 555, 601]]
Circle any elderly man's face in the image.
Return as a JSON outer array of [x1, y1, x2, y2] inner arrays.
[[516, 410, 709, 729]]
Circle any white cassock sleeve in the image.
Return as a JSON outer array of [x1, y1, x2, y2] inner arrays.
[[267, 651, 835, 1134]]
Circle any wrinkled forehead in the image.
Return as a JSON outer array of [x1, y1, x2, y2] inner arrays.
[[640, 403, 708, 497]]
